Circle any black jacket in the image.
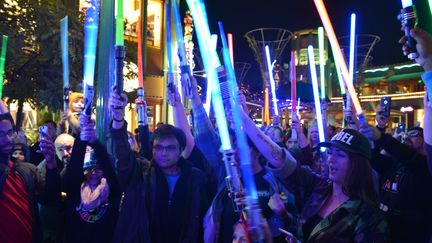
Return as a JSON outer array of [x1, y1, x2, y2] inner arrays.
[[373, 133, 432, 242], [108, 123, 209, 243]]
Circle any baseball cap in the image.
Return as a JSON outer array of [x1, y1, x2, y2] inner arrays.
[[318, 128, 372, 160]]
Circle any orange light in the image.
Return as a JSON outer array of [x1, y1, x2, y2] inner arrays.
[[314, 0, 362, 114], [228, 33, 234, 68]]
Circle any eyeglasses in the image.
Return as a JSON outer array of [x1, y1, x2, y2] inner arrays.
[[407, 130, 422, 137], [0, 129, 15, 138], [153, 144, 179, 153]]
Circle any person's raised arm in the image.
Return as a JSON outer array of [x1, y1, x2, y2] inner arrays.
[[375, 105, 390, 131], [167, 81, 194, 159], [135, 97, 152, 160], [82, 117, 121, 198], [189, 76, 225, 182], [63, 116, 88, 195], [239, 107, 296, 171], [400, 28, 432, 72], [292, 113, 308, 149], [37, 131, 61, 206], [107, 88, 135, 189]]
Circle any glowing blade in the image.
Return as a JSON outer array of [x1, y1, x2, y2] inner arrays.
[[349, 13, 356, 87], [314, 0, 362, 114], [402, 0, 413, 8], [318, 27, 325, 99], [308, 45, 326, 146], [265, 45, 279, 116]]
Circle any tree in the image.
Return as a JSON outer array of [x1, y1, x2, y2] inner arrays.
[[0, 0, 84, 129]]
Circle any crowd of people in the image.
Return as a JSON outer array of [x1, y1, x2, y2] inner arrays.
[[1, 23, 432, 243]]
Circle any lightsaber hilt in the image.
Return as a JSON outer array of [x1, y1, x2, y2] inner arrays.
[[398, 5, 418, 60], [216, 66, 231, 109], [221, 148, 243, 213], [64, 87, 70, 112], [83, 85, 94, 117], [291, 111, 297, 139], [137, 87, 147, 126], [342, 93, 347, 111], [115, 45, 126, 94], [179, 65, 193, 99], [344, 93, 354, 126], [244, 197, 265, 242]]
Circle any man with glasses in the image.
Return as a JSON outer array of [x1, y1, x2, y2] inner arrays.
[[108, 89, 209, 243], [403, 127, 426, 155], [0, 102, 60, 243]]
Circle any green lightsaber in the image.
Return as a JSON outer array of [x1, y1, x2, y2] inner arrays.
[[114, 0, 125, 94], [0, 35, 8, 99], [115, 0, 124, 45]]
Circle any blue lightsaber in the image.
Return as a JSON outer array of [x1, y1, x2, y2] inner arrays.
[[186, 0, 243, 213], [166, 1, 174, 79], [204, 34, 218, 115], [308, 45, 326, 149], [349, 13, 356, 88], [345, 13, 357, 124], [172, 0, 192, 98], [219, 21, 264, 242], [82, 0, 100, 116], [185, 0, 228, 149], [265, 45, 279, 117], [318, 27, 326, 99], [60, 17, 69, 112]]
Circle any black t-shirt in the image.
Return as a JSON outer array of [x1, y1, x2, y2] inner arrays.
[[219, 169, 272, 243], [378, 162, 432, 242]]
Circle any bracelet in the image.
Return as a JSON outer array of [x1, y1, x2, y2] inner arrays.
[[113, 117, 124, 122]]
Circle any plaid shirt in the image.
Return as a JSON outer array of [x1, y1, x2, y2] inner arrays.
[[271, 163, 389, 242]]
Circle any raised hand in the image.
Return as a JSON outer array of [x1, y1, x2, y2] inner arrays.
[[375, 105, 390, 129], [291, 113, 302, 134], [38, 134, 56, 169], [400, 28, 432, 72], [108, 86, 128, 122], [79, 115, 97, 144], [268, 193, 287, 216], [166, 83, 181, 107]]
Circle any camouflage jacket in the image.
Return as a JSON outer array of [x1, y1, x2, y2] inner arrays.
[[271, 163, 389, 242]]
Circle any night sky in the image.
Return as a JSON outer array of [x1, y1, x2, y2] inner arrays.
[[184, 0, 432, 90]]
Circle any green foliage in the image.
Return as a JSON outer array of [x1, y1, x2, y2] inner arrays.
[[0, 0, 84, 112]]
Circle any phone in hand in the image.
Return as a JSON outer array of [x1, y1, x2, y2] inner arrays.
[[397, 123, 406, 133], [39, 126, 49, 140], [379, 97, 391, 117]]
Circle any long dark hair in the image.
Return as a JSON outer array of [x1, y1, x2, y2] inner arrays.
[[342, 152, 377, 203]]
